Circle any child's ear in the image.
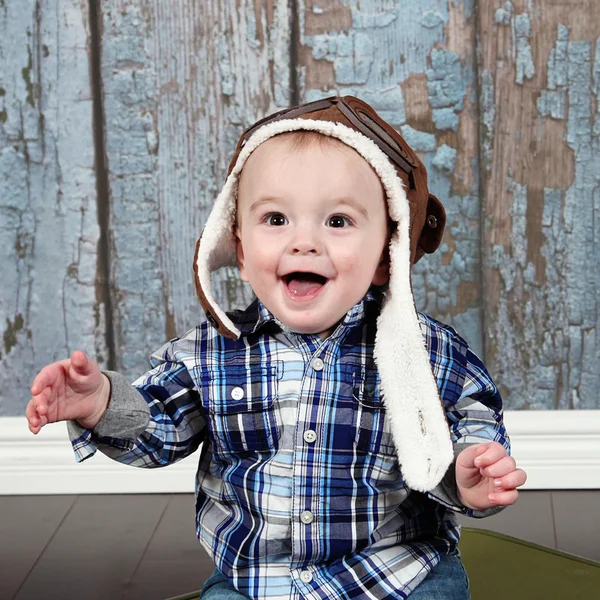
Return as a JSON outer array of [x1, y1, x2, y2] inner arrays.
[[235, 227, 249, 282], [371, 246, 390, 287]]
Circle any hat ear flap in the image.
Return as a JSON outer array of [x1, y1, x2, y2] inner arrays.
[[416, 194, 446, 258]]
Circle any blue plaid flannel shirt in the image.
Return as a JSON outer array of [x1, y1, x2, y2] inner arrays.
[[72, 291, 508, 599]]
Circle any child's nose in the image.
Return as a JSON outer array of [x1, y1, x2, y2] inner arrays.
[[289, 229, 322, 255]]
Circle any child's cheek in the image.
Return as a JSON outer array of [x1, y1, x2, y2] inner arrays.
[[337, 254, 361, 273]]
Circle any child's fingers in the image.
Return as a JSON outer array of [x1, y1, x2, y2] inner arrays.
[[26, 400, 46, 434], [28, 420, 41, 434], [30, 367, 54, 395], [25, 400, 40, 426], [27, 415, 47, 434], [480, 455, 517, 478], [30, 363, 60, 396], [70, 350, 91, 375], [30, 359, 69, 395], [32, 386, 52, 415], [473, 442, 508, 469], [494, 468, 527, 491], [488, 489, 519, 507]]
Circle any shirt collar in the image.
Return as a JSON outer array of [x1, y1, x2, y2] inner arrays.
[[231, 289, 383, 338]]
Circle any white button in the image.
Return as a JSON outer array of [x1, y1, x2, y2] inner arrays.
[[311, 357, 324, 371], [300, 570, 313, 583], [300, 510, 314, 524], [303, 429, 317, 444], [231, 386, 244, 400]]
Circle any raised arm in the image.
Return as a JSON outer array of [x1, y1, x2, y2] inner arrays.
[[68, 336, 207, 468]]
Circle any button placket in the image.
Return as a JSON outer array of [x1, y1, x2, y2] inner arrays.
[[311, 357, 324, 371], [300, 510, 314, 524], [303, 429, 317, 443], [300, 570, 313, 583]]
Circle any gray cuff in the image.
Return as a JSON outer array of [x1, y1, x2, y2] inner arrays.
[[67, 370, 150, 442], [433, 443, 506, 518]]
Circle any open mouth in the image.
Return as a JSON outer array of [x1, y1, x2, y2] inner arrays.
[[284, 272, 328, 298]]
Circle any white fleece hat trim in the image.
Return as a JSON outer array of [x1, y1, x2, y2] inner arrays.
[[195, 118, 453, 491]]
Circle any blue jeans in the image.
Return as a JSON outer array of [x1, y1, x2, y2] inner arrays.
[[199, 553, 470, 599]]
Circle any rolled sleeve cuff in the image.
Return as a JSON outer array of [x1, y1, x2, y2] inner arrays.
[[427, 443, 506, 518], [67, 370, 151, 462]]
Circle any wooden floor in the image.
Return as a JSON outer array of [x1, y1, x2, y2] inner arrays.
[[1, 491, 599, 600]]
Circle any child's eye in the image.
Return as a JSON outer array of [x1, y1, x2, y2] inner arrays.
[[265, 213, 288, 226], [327, 215, 352, 228]]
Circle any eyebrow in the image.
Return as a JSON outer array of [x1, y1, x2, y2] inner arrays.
[[336, 197, 369, 219], [247, 196, 370, 218], [248, 197, 283, 213]]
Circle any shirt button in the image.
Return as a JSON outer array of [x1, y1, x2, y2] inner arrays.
[[311, 357, 324, 371], [300, 570, 313, 583], [303, 429, 317, 444], [300, 510, 314, 524], [231, 387, 244, 400]]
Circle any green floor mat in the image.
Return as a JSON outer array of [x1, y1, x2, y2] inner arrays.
[[166, 528, 600, 600], [460, 528, 600, 599]]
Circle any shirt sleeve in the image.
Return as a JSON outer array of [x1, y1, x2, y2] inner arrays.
[[426, 332, 510, 518], [68, 337, 206, 468]]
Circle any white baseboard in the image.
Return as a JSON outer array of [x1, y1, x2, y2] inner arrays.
[[1, 411, 599, 494]]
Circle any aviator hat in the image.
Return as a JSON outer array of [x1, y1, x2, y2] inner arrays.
[[193, 96, 453, 492]]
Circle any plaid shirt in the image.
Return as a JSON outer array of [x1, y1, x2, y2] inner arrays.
[[72, 292, 508, 599]]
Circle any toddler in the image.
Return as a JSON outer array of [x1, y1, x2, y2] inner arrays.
[[27, 97, 526, 600]]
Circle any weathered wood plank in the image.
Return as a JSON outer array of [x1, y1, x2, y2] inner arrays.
[[297, 0, 485, 356], [0, 1, 102, 415], [479, 0, 600, 409], [100, 0, 292, 377]]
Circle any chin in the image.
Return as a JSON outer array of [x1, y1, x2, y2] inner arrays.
[[292, 319, 338, 337]]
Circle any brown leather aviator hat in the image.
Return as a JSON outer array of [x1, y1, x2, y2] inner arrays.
[[193, 96, 454, 492]]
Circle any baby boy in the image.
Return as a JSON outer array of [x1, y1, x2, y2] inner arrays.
[[27, 97, 526, 600]]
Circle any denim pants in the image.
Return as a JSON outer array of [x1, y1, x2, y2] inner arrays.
[[199, 553, 470, 600]]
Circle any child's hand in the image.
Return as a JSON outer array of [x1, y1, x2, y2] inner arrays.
[[455, 442, 527, 510], [26, 351, 111, 434]]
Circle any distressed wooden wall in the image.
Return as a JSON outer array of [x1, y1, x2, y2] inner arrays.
[[0, 1, 101, 415], [1, 0, 598, 415], [479, 0, 600, 409]]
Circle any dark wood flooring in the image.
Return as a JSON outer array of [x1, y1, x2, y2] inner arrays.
[[1, 491, 599, 600]]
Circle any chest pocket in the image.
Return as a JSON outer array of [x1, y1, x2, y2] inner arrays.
[[351, 366, 396, 456], [200, 363, 281, 455]]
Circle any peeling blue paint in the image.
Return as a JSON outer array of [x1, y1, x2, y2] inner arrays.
[[352, 8, 397, 29], [433, 144, 457, 173], [549, 25, 569, 89], [494, 2, 513, 25], [593, 36, 600, 96], [538, 90, 566, 120], [432, 107, 459, 131], [425, 47, 465, 159], [141, 110, 158, 154], [479, 69, 495, 174], [218, 34, 235, 96], [245, 7, 260, 50], [303, 0, 453, 90], [413, 188, 484, 358], [538, 26, 569, 119], [400, 125, 436, 152], [305, 28, 380, 86], [427, 49, 465, 109], [514, 13, 535, 84], [0, 0, 102, 414], [488, 24, 600, 409], [420, 11, 444, 29], [352, 87, 406, 126]]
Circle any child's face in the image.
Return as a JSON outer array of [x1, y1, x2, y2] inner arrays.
[[235, 134, 389, 339]]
